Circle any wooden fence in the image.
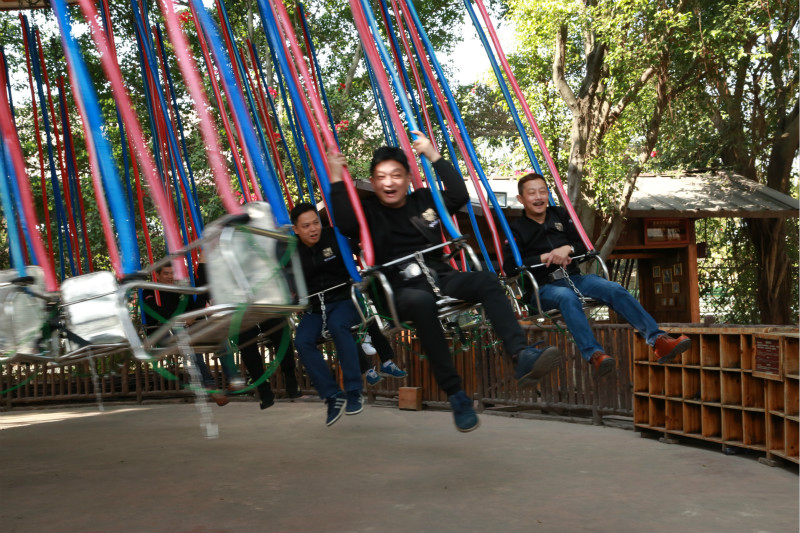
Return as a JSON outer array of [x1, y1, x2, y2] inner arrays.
[[1, 323, 635, 419]]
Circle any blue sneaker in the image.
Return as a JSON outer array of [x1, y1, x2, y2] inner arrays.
[[515, 345, 562, 387], [448, 390, 479, 432], [365, 368, 383, 387], [325, 391, 346, 426], [378, 360, 408, 379], [346, 390, 364, 415]]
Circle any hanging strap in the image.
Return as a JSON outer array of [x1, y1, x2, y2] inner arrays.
[[397, 0, 521, 271], [471, 0, 594, 252], [74, 0, 187, 277], [267, 0, 375, 272], [157, 0, 243, 215], [0, 53, 58, 291], [187, 0, 290, 227]]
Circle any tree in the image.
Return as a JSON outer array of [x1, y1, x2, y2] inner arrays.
[[506, 0, 708, 257], [505, 0, 798, 324]]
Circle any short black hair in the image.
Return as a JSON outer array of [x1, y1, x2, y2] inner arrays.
[[154, 261, 172, 274], [290, 202, 318, 225], [517, 172, 547, 195], [370, 146, 409, 176]]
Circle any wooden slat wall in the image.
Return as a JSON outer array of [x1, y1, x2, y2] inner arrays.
[[1, 324, 636, 417]]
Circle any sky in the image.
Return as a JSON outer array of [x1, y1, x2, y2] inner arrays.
[[449, 15, 518, 86]]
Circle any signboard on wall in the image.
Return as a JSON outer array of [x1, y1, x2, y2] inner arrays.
[[753, 335, 783, 380], [643, 218, 690, 245]]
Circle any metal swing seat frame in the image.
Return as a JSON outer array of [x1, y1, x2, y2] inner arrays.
[[116, 202, 309, 363], [358, 236, 486, 338], [505, 251, 611, 322]]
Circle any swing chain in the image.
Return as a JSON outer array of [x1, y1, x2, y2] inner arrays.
[[559, 266, 587, 304], [319, 291, 327, 334], [415, 252, 442, 298]]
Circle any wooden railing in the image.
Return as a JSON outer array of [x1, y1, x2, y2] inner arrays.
[[1, 323, 636, 419]]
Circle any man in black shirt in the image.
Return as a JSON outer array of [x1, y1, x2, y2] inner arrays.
[[328, 132, 562, 433], [141, 263, 230, 406], [502, 172, 691, 377], [291, 203, 364, 427]]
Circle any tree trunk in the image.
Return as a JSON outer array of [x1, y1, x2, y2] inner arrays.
[[746, 217, 792, 324]]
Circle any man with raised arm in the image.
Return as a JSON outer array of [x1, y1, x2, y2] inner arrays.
[[502, 172, 691, 377], [328, 132, 562, 433]]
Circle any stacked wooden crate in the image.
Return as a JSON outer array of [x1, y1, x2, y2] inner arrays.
[[634, 326, 798, 465]]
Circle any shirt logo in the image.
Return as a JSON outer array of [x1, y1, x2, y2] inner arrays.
[[554, 222, 564, 232], [322, 247, 334, 259], [422, 208, 439, 227]]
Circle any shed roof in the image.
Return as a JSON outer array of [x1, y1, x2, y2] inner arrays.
[[465, 171, 799, 218]]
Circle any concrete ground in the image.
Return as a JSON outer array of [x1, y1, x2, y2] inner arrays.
[[0, 398, 797, 533]]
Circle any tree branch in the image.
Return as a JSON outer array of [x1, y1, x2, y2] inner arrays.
[[553, 23, 578, 111]]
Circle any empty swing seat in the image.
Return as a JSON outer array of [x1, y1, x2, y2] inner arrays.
[[0, 266, 48, 363], [118, 202, 309, 361], [58, 270, 131, 363]]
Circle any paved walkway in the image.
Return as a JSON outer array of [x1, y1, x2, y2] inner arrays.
[[0, 399, 797, 533]]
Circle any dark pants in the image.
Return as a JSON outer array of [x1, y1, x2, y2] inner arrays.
[[395, 270, 526, 395], [238, 318, 299, 403]]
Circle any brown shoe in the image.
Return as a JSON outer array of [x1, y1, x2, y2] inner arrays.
[[210, 392, 229, 407], [653, 334, 691, 364], [589, 352, 615, 378]]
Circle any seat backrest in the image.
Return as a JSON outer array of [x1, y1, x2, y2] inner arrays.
[[0, 266, 46, 358], [204, 202, 295, 307], [61, 270, 128, 348]]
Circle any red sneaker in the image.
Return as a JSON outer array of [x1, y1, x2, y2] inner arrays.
[[589, 352, 615, 378], [653, 334, 691, 364]]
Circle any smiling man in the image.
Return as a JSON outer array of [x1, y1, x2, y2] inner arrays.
[[502, 172, 691, 377], [290, 203, 366, 427], [328, 133, 562, 433]]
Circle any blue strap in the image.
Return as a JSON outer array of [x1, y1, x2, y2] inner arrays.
[[24, 17, 75, 278], [188, 0, 290, 226], [57, 84, 90, 273], [256, 0, 361, 282], [297, 2, 341, 148], [265, 36, 315, 204], [49, 0, 142, 275], [400, 0, 524, 267], [365, 56, 396, 146], [129, 4, 205, 236], [357, 0, 461, 240], [461, 0, 556, 207], [0, 145, 26, 275], [154, 24, 202, 218], [251, 46, 304, 203], [377, 0, 424, 128], [215, 0, 286, 209], [406, 33, 494, 271], [1, 46, 34, 261]]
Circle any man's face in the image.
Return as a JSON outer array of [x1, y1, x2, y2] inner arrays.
[[156, 266, 175, 285], [517, 178, 549, 219], [370, 159, 411, 208], [293, 210, 322, 247]]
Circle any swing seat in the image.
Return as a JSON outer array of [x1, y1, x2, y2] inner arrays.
[[360, 238, 485, 337], [119, 202, 308, 361], [0, 266, 48, 363], [58, 270, 131, 362], [506, 251, 610, 322]]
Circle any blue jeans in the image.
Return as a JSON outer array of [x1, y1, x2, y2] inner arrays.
[[294, 299, 362, 399], [537, 274, 664, 361]]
